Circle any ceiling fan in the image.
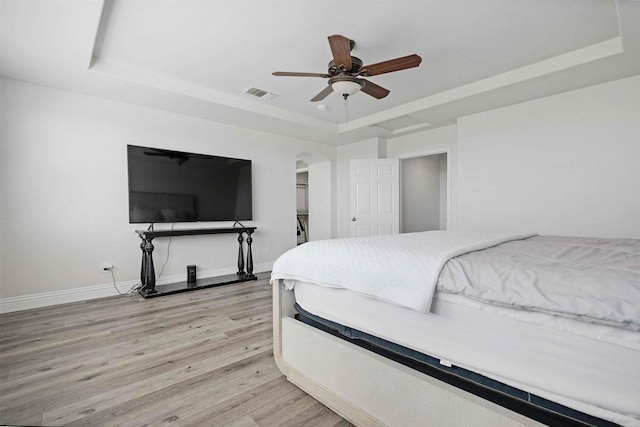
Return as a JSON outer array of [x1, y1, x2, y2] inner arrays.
[[272, 35, 422, 102]]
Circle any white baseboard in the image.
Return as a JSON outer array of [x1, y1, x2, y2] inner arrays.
[[0, 262, 273, 314]]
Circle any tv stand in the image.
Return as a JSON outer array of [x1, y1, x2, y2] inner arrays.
[[135, 226, 257, 298]]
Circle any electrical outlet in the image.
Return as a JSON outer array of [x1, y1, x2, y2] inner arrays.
[[265, 247, 270, 255], [100, 262, 113, 271]]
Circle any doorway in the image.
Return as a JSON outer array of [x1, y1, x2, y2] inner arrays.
[[296, 162, 309, 245], [296, 152, 332, 242], [400, 152, 448, 233]]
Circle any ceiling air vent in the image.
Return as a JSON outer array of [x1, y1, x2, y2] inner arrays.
[[243, 87, 277, 100]]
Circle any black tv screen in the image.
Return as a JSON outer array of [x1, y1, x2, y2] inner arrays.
[[127, 145, 252, 223]]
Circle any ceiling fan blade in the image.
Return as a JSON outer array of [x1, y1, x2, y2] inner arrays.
[[310, 85, 333, 102], [361, 79, 390, 99], [272, 71, 331, 78], [328, 34, 352, 71], [361, 54, 422, 76]]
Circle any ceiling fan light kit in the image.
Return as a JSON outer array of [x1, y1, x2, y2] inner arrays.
[[330, 77, 364, 99], [272, 34, 422, 103]]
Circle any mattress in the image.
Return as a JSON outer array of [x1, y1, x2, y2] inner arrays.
[[293, 281, 640, 427], [274, 233, 640, 326]]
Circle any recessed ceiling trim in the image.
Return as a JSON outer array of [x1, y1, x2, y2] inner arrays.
[[89, 58, 337, 133], [391, 123, 432, 135], [338, 37, 624, 133], [86, 0, 108, 70]]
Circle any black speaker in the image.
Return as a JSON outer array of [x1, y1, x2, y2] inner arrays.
[[187, 265, 196, 283]]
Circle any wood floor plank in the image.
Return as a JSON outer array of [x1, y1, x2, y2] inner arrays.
[[4, 316, 232, 381], [279, 401, 347, 427], [0, 329, 263, 414], [178, 376, 301, 427], [0, 307, 239, 367], [114, 352, 281, 427], [0, 276, 351, 427], [252, 394, 321, 426], [0, 315, 220, 374], [224, 415, 261, 427], [4, 355, 110, 388], [41, 341, 274, 425], [62, 351, 278, 427]]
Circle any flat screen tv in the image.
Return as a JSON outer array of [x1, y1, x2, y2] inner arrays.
[[127, 145, 252, 224]]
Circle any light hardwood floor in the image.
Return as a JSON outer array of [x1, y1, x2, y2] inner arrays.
[[0, 273, 351, 427]]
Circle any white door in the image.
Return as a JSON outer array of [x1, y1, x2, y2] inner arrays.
[[350, 159, 400, 237]]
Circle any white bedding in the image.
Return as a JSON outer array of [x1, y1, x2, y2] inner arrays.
[[272, 231, 534, 311], [273, 232, 640, 330], [293, 281, 640, 427]]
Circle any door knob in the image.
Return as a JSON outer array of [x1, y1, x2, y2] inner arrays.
[[351, 217, 357, 222]]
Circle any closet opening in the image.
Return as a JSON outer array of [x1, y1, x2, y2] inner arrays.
[[296, 152, 332, 243], [400, 152, 448, 233], [296, 161, 309, 245]]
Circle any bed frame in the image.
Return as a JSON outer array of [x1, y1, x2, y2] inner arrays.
[[272, 279, 544, 426]]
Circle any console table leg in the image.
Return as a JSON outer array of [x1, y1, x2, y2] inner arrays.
[[140, 240, 147, 286], [143, 239, 157, 294], [236, 233, 245, 276], [246, 231, 254, 278]]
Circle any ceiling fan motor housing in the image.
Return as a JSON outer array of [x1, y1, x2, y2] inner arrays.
[[328, 56, 363, 75]]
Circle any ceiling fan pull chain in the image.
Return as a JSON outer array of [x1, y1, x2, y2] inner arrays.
[[344, 95, 349, 123]]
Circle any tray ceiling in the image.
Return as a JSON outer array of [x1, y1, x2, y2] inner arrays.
[[1, 0, 639, 145]]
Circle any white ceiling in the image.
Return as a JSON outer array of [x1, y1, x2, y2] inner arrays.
[[1, 0, 639, 145]]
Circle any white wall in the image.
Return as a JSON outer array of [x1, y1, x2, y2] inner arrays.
[[387, 125, 457, 161], [456, 75, 640, 237], [0, 78, 335, 301], [308, 161, 332, 241], [341, 76, 640, 238], [439, 154, 448, 229]]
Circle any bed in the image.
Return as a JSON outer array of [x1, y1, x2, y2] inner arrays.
[[270, 231, 640, 427]]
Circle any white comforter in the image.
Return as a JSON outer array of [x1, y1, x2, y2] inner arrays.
[[437, 235, 640, 330], [271, 231, 535, 312]]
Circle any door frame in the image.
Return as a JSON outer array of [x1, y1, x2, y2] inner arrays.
[[398, 148, 451, 231]]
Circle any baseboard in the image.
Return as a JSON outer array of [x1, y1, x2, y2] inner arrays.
[[0, 262, 273, 314]]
